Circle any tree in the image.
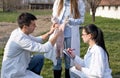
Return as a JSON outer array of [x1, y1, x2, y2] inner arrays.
[[2, 0, 16, 12], [2, 0, 25, 12], [86, 0, 102, 22]]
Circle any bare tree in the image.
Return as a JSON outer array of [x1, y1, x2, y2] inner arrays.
[[2, 0, 26, 12], [0, 0, 2, 8], [2, 0, 16, 12], [86, 0, 102, 22]]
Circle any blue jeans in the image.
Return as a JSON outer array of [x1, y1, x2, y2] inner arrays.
[[53, 38, 71, 70], [27, 54, 44, 75]]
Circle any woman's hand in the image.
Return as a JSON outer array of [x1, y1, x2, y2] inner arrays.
[[67, 48, 76, 59], [63, 16, 69, 25], [51, 16, 59, 24], [75, 63, 82, 71]]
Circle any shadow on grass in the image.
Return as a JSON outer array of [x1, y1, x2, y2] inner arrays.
[[112, 72, 120, 78]]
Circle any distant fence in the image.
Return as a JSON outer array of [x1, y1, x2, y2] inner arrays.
[[29, 3, 53, 10]]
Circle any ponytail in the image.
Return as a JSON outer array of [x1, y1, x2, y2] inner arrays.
[[82, 24, 109, 61], [96, 28, 109, 61]]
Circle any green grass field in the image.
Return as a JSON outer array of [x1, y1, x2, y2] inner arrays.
[[0, 10, 120, 78], [0, 10, 52, 22]]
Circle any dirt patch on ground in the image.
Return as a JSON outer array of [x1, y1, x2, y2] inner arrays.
[[0, 15, 52, 48]]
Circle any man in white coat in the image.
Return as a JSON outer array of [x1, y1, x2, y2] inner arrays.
[[1, 12, 62, 78]]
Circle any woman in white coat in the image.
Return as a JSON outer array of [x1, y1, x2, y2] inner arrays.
[[50, 0, 85, 78], [67, 24, 112, 78]]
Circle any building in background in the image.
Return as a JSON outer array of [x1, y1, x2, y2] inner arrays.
[[28, 0, 54, 9], [1, 0, 55, 12], [95, 0, 120, 19], [22, 0, 55, 9]]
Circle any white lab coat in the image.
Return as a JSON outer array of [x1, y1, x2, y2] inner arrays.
[[70, 44, 112, 78], [1, 28, 53, 78], [44, 0, 85, 66]]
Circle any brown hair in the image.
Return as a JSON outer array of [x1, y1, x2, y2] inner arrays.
[[57, 0, 80, 19]]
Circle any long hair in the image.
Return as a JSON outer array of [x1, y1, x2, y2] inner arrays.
[[82, 24, 109, 61], [57, 0, 80, 19]]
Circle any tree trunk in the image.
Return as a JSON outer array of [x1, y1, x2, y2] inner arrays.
[[91, 8, 96, 22], [87, 0, 102, 23], [3, 0, 5, 12], [92, 12, 95, 22]]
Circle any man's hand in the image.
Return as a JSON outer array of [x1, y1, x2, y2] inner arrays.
[[49, 26, 62, 46], [48, 23, 59, 35], [41, 23, 60, 41]]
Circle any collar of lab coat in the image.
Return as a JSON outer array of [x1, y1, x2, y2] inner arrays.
[[88, 44, 97, 53]]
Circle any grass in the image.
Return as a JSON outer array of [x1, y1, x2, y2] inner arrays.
[[0, 10, 52, 22], [0, 10, 120, 78], [0, 48, 3, 68]]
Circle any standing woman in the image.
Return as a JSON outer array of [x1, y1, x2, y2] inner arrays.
[[67, 24, 112, 78], [52, 0, 85, 78]]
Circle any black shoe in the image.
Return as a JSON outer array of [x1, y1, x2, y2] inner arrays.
[[53, 69, 62, 78], [65, 68, 70, 78]]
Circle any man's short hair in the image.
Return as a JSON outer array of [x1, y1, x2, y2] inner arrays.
[[17, 12, 37, 29]]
